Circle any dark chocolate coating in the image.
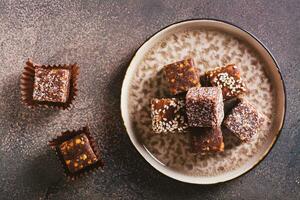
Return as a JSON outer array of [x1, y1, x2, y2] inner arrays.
[[163, 58, 200, 95]]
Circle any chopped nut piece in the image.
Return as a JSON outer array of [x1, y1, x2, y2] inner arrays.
[[75, 138, 81, 144], [81, 154, 87, 160]]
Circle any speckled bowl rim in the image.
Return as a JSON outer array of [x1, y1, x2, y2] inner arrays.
[[120, 19, 286, 184]]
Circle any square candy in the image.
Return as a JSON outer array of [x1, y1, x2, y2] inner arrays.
[[151, 98, 188, 134], [59, 133, 98, 173], [223, 101, 264, 142], [186, 87, 224, 127], [164, 58, 200, 95], [204, 64, 246, 100], [33, 67, 71, 103], [49, 127, 103, 179], [191, 127, 224, 154]]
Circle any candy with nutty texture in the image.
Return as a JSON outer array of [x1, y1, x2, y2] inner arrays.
[[49, 127, 103, 179], [33, 67, 71, 103], [191, 127, 224, 154], [186, 87, 224, 127], [151, 98, 188, 134], [164, 58, 200, 95], [204, 64, 246, 100], [223, 101, 264, 142], [59, 133, 98, 173]]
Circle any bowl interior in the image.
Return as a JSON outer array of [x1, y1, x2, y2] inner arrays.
[[121, 20, 285, 184]]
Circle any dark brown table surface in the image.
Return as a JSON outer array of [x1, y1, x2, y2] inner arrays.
[[0, 0, 299, 199]]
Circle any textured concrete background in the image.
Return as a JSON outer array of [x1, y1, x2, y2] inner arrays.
[[0, 0, 299, 199]]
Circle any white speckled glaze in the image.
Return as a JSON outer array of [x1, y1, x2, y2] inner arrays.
[[121, 20, 285, 184]]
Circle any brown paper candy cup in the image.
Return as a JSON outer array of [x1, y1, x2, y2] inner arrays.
[[20, 59, 79, 110], [49, 127, 104, 180]]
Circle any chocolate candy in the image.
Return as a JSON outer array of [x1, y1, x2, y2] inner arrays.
[[191, 127, 224, 154], [186, 87, 224, 127], [151, 98, 188, 133], [223, 101, 264, 142], [33, 67, 71, 103], [20, 60, 79, 109], [204, 64, 246, 100], [59, 133, 98, 173], [49, 127, 103, 179], [163, 58, 200, 95]]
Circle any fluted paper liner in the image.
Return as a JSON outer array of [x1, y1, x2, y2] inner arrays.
[[20, 59, 79, 110], [49, 127, 104, 180]]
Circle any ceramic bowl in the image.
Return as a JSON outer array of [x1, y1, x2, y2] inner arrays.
[[121, 19, 286, 184]]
